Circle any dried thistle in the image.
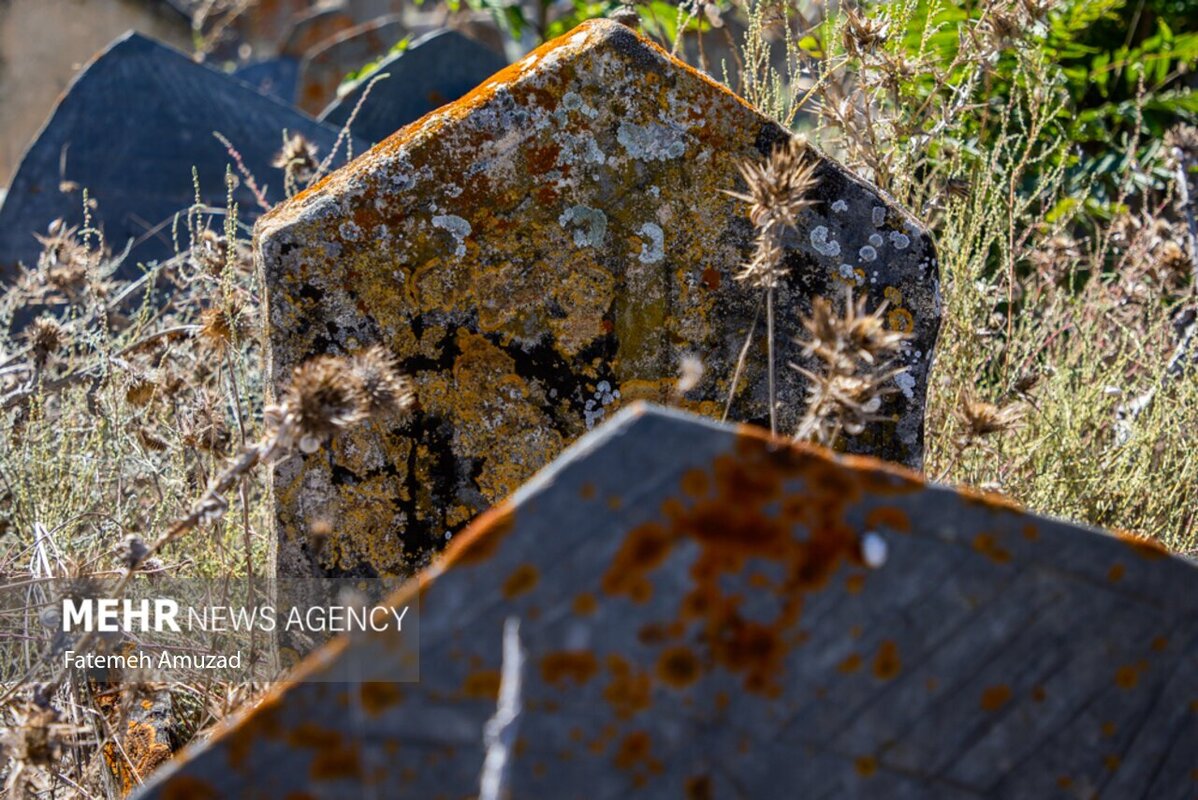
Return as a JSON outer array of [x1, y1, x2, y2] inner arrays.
[[791, 293, 910, 446], [736, 228, 788, 290], [842, 6, 889, 58], [199, 302, 249, 353], [957, 395, 1025, 444], [271, 356, 369, 453], [726, 137, 820, 233], [274, 133, 321, 193], [26, 317, 65, 367], [350, 345, 414, 417]]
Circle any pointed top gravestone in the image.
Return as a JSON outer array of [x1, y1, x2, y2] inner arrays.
[[319, 29, 508, 144], [0, 31, 364, 279], [260, 19, 940, 580], [135, 405, 1198, 799]]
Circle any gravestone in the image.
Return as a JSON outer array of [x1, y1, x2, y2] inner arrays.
[[233, 57, 301, 104], [319, 29, 508, 143], [260, 19, 939, 580], [295, 15, 410, 114], [0, 31, 365, 280], [280, 3, 357, 57], [135, 405, 1198, 799]]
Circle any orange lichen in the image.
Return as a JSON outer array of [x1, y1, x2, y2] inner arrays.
[[602, 522, 673, 603], [443, 505, 516, 567], [657, 645, 702, 688], [572, 592, 598, 615], [872, 640, 901, 681], [502, 564, 540, 598], [1151, 635, 1169, 652], [972, 533, 1012, 564], [1115, 529, 1169, 559], [980, 684, 1012, 711], [161, 776, 220, 800], [854, 756, 878, 777], [1108, 563, 1126, 582], [837, 653, 863, 674], [360, 681, 405, 715], [865, 505, 910, 533], [541, 650, 599, 687], [1115, 663, 1144, 690], [464, 670, 502, 700], [685, 775, 713, 800], [604, 654, 653, 719], [613, 730, 663, 785], [1031, 685, 1047, 703]]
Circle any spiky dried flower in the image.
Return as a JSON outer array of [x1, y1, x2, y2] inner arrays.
[[350, 345, 414, 417], [271, 356, 368, 453], [30, 220, 95, 299], [273, 133, 320, 187], [842, 6, 889, 58], [736, 228, 788, 289], [26, 317, 65, 367], [792, 294, 910, 446], [199, 302, 249, 352], [726, 136, 820, 233], [957, 395, 1024, 442]]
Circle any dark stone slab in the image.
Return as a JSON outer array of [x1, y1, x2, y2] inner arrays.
[[296, 14, 409, 114], [134, 404, 1198, 799], [233, 57, 300, 104], [0, 31, 365, 279], [319, 29, 507, 144]]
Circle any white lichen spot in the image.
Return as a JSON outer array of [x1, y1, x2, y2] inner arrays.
[[617, 121, 686, 161], [637, 223, 665, 263], [339, 221, 362, 242], [832, 199, 849, 213], [584, 381, 621, 429], [895, 370, 916, 400], [810, 226, 841, 257], [432, 214, 471, 257], [889, 231, 911, 250], [648, 185, 660, 198], [558, 205, 608, 248], [861, 532, 888, 568], [869, 233, 884, 247], [560, 91, 598, 119], [859, 245, 878, 262], [872, 206, 887, 227]]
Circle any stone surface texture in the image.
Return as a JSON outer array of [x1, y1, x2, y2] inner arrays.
[[136, 406, 1198, 800], [260, 19, 940, 579]]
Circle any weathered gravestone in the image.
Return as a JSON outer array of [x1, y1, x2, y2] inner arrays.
[[319, 29, 508, 144], [0, 31, 366, 281], [295, 14, 410, 114], [136, 405, 1198, 799], [260, 19, 939, 580], [281, 3, 357, 58]]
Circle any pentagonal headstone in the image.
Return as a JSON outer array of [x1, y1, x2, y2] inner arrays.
[[135, 405, 1198, 800], [295, 15, 409, 114], [0, 32, 365, 279], [319, 30, 508, 143], [261, 19, 940, 579]]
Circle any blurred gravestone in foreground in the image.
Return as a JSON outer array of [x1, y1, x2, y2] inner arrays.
[[260, 19, 940, 580], [0, 31, 363, 281], [135, 405, 1198, 799], [319, 29, 508, 144]]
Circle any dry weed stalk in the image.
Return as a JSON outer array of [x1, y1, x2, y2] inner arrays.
[[791, 292, 910, 446], [724, 136, 819, 433]]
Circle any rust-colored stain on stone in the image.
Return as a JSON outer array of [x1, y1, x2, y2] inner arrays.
[[261, 18, 939, 579]]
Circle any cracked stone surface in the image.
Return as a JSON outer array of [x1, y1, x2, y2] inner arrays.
[[259, 18, 940, 579]]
